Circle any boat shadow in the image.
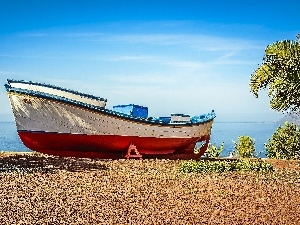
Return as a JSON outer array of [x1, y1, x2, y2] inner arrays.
[[0, 153, 108, 173]]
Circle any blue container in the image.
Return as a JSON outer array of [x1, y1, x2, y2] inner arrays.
[[113, 104, 148, 118], [158, 117, 171, 123]]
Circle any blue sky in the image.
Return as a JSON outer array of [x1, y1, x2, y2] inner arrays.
[[0, 0, 299, 122]]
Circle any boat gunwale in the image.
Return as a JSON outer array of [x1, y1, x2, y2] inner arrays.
[[5, 85, 216, 127], [7, 79, 107, 102]]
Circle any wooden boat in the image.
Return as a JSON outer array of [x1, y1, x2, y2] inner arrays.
[[5, 79, 216, 159]]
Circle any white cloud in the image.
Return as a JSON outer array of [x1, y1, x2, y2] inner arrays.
[[81, 33, 263, 52], [21, 32, 49, 37]]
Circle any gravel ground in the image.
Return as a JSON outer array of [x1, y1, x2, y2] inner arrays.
[[0, 153, 300, 225]]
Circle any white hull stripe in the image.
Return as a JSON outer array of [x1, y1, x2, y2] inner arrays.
[[8, 93, 214, 139]]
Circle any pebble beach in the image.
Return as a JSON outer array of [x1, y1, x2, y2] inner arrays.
[[1, 153, 300, 224]]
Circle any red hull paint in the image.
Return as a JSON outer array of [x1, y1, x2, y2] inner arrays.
[[18, 131, 210, 159]]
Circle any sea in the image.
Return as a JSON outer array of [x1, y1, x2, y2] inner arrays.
[[0, 122, 279, 158]]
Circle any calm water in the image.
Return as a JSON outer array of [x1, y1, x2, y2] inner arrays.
[[0, 122, 279, 157], [210, 122, 278, 158], [0, 122, 31, 152]]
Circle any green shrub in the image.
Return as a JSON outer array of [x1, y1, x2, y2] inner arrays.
[[179, 159, 274, 173], [232, 136, 255, 158], [203, 142, 224, 158], [265, 122, 300, 160]]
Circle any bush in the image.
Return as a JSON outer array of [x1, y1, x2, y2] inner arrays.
[[203, 142, 224, 158], [232, 136, 255, 158], [179, 159, 274, 173], [265, 122, 300, 159]]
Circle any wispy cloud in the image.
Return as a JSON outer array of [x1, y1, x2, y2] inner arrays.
[[18, 22, 263, 53], [105, 55, 157, 62], [21, 32, 49, 37], [82, 33, 263, 52], [164, 60, 207, 69], [13, 21, 265, 70]]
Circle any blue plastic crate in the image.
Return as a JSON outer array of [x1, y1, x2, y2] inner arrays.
[[113, 104, 148, 118]]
